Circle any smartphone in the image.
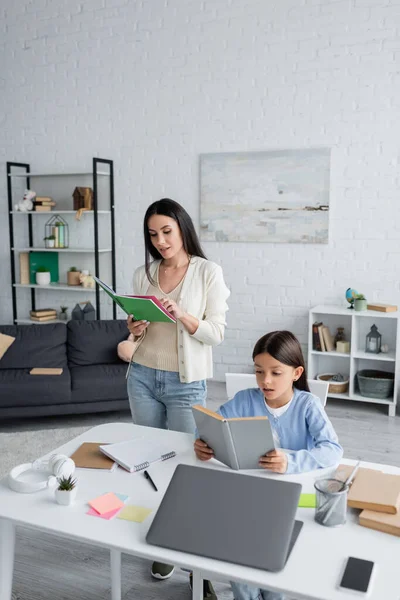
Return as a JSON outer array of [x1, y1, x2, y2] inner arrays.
[[338, 557, 375, 595]]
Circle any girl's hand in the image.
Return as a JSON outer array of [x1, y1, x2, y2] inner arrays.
[[194, 438, 214, 461], [259, 449, 288, 474], [160, 298, 185, 320], [127, 314, 149, 337]]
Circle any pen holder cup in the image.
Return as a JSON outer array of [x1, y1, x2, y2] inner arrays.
[[314, 478, 349, 527]]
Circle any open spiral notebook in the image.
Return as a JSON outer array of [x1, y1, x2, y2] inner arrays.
[[99, 438, 176, 473]]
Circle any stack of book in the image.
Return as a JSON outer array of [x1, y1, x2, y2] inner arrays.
[[30, 308, 57, 322], [336, 464, 400, 537], [312, 322, 335, 352], [34, 196, 56, 212]]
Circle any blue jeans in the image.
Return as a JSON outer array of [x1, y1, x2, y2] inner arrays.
[[231, 582, 286, 600], [127, 362, 207, 434]]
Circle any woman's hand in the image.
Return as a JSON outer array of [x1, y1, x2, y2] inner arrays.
[[160, 298, 185, 320], [127, 314, 149, 338], [259, 449, 288, 474], [194, 438, 214, 461]]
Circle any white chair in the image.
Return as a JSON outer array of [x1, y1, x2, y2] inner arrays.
[[225, 373, 328, 407]]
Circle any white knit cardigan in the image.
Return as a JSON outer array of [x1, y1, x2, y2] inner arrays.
[[132, 256, 230, 383]]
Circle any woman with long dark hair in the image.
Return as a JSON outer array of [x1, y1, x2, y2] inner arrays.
[[125, 198, 229, 597]]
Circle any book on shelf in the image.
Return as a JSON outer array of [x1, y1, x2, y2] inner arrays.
[[336, 464, 400, 514], [321, 325, 335, 352], [192, 405, 275, 470], [34, 206, 52, 212], [359, 509, 400, 537], [30, 314, 57, 322], [312, 321, 322, 351], [99, 438, 176, 473], [19, 252, 30, 284], [93, 276, 176, 323], [29, 252, 59, 284], [317, 323, 326, 351], [30, 309, 57, 318], [35, 196, 54, 203], [366, 303, 397, 313]]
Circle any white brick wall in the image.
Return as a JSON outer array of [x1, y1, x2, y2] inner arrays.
[[1, 0, 400, 380]]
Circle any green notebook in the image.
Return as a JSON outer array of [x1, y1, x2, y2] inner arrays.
[[29, 252, 59, 284], [298, 493, 316, 508], [94, 276, 176, 323]]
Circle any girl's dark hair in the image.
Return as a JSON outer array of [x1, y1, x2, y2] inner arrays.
[[143, 198, 207, 282], [252, 330, 310, 392]]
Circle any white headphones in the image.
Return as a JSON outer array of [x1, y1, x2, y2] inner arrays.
[[8, 454, 75, 494]]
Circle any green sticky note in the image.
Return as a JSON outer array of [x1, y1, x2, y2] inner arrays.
[[298, 493, 316, 508]]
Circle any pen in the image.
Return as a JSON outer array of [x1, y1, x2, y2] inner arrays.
[[144, 470, 158, 491]]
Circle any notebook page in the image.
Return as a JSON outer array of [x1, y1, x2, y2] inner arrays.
[[100, 438, 174, 471]]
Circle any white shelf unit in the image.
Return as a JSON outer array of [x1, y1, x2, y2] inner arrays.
[[308, 305, 399, 417], [6, 158, 116, 323]]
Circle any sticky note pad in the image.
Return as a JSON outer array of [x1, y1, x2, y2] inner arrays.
[[117, 505, 152, 523], [298, 493, 316, 508], [88, 492, 124, 515], [87, 506, 122, 520], [87, 493, 129, 520]]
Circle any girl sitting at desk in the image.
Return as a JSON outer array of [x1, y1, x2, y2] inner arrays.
[[194, 330, 343, 600]]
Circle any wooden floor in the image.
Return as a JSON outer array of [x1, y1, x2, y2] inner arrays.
[[6, 380, 400, 600]]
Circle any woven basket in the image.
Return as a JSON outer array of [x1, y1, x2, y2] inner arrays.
[[356, 370, 394, 399], [317, 373, 349, 394]]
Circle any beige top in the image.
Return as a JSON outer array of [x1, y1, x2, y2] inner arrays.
[[133, 265, 184, 372], [131, 257, 230, 383]]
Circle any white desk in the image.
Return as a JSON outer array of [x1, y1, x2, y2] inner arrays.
[[0, 423, 399, 600]]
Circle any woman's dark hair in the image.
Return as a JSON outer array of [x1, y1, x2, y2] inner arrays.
[[143, 198, 207, 282], [252, 330, 310, 392]]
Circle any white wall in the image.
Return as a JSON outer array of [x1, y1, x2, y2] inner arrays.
[[1, 0, 400, 380]]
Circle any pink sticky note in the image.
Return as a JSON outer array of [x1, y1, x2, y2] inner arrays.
[[88, 492, 124, 515], [87, 506, 122, 520]]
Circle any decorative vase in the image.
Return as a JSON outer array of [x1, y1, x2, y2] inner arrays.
[[67, 271, 81, 286], [55, 486, 77, 506], [354, 299, 367, 311], [36, 271, 51, 286]]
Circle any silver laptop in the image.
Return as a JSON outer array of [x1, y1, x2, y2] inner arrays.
[[146, 464, 303, 572]]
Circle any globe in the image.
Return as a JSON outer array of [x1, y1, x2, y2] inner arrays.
[[345, 288, 358, 309]]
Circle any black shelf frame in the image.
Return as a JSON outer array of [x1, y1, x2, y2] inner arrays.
[[6, 158, 116, 323]]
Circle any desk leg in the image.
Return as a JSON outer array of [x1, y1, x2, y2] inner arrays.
[[110, 549, 121, 600], [191, 570, 203, 600], [0, 519, 15, 600]]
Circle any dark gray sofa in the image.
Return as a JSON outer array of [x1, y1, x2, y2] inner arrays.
[[0, 320, 130, 419]]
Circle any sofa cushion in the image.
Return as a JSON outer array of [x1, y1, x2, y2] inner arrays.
[[0, 333, 15, 360], [70, 364, 128, 403], [0, 324, 68, 370], [0, 368, 71, 408], [67, 320, 128, 367]]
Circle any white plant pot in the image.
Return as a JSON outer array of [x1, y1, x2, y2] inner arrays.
[[36, 271, 51, 286], [47, 239, 55, 248], [55, 487, 78, 506]]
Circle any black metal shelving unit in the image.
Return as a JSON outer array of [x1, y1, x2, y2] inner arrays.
[[6, 157, 116, 323]]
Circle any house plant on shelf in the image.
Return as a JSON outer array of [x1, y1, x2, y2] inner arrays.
[[59, 306, 68, 321], [55, 474, 78, 506], [35, 266, 51, 286], [43, 234, 56, 248], [67, 266, 81, 286], [354, 294, 367, 312]]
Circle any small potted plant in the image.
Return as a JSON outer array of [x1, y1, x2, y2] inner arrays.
[[35, 266, 51, 286], [59, 305, 68, 321], [67, 266, 81, 286], [55, 474, 78, 506], [354, 294, 367, 312], [44, 235, 56, 248]]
